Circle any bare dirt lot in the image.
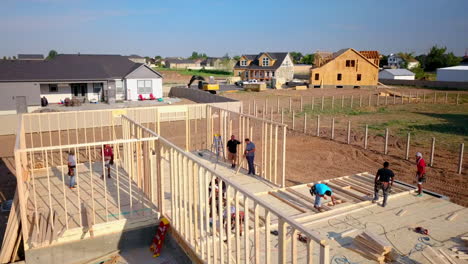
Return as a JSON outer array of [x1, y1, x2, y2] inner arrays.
[[221, 87, 468, 206]]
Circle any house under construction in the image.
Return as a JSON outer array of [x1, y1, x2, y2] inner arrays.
[[310, 48, 380, 89], [1, 89, 467, 264]]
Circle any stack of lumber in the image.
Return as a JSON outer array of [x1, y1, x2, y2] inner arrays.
[[28, 210, 66, 248], [450, 237, 468, 259], [0, 192, 21, 264], [348, 231, 392, 264]]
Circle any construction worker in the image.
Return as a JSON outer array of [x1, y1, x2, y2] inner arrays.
[[310, 183, 336, 211], [372, 161, 394, 207], [244, 138, 256, 175], [227, 135, 240, 169], [67, 150, 77, 189], [415, 152, 426, 197], [102, 144, 113, 179]]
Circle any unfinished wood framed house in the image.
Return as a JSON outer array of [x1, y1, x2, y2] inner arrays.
[[310, 48, 380, 89]]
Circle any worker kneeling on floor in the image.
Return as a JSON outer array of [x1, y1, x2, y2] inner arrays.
[[310, 183, 336, 212]]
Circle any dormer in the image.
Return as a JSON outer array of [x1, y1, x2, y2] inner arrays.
[[239, 56, 251, 66], [258, 53, 276, 67]]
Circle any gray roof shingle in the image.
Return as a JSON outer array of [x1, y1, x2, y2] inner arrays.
[[234, 52, 289, 70], [382, 69, 415, 76], [0, 54, 154, 81]]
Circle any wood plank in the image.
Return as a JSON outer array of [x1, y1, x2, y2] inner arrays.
[[446, 212, 458, 221], [439, 249, 458, 264], [268, 192, 306, 213]]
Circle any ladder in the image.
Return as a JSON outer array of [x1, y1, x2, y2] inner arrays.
[[210, 134, 225, 163]]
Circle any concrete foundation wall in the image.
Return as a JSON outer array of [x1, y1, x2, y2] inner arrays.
[[379, 79, 468, 90]]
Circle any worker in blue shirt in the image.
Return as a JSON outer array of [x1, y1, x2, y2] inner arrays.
[[244, 138, 256, 175], [310, 183, 336, 211]]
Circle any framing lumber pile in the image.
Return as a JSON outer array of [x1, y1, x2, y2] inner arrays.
[[0, 192, 21, 264], [348, 231, 392, 264]]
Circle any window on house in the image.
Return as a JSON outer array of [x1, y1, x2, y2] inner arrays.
[[240, 60, 247, 66], [357, 74, 362, 81], [346, 60, 356, 67], [266, 71, 270, 77], [48, 84, 58, 92], [337, 73, 342, 81], [262, 57, 269, 66], [271, 71, 275, 77], [115, 80, 124, 92], [315, 73, 319, 80], [93, 83, 103, 93], [137, 80, 152, 94], [245, 72, 249, 78]]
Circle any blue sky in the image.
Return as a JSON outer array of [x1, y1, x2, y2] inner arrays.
[[1, 0, 467, 57]]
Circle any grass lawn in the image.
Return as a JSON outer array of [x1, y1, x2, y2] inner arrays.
[[153, 67, 233, 78]]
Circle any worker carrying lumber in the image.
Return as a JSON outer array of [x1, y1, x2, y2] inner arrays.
[[414, 152, 426, 197], [372, 161, 394, 207], [227, 135, 240, 169], [310, 183, 336, 211], [243, 138, 256, 175]]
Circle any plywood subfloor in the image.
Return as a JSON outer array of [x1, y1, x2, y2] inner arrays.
[[26, 162, 158, 246]]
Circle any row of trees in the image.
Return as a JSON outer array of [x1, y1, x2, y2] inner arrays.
[[2, 50, 58, 60], [289, 52, 315, 65]]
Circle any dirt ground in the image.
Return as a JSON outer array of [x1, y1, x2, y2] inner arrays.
[[221, 87, 468, 206]]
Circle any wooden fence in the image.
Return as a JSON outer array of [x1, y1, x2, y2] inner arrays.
[[243, 93, 466, 174], [245, 91, 465, 117]]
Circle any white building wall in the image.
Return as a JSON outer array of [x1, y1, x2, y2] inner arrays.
[[437, 68, 468, 82], [40, 84, 71, 103], [394, 75, 415, 80], [126, 78, 163, 101]]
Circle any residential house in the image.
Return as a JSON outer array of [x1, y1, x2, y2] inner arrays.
[[233, 52, 294, 81], [126, 55, 147, 64], [437, 65, 468, 82], [0, 54, 163, 114], [309, 48, 380, 89], [201, 57, 236, 71], [387, 54, 403, 68], [386, 54, 419, 69], [165, 58, 201, 69], [379, 69, 415, 80], [17, 54, 44, 60]]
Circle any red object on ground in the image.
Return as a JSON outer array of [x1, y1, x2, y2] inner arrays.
[[149, 93, 156, 100], [150, 217, 170, 257], [415, 226, 429, 235], [138, 94, 145, 101]]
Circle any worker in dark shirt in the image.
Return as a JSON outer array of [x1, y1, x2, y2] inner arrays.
[[226, 135, 240, 169], [372, 161, 394, 207]]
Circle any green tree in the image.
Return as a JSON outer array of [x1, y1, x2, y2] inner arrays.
[[397, 52, 416, 68], [379, 55, 388, 67], [47, 50, 58, 59], [233, 55, 241, 61], [12, 56, 17, 60], [2, 56, 6, 60], [300, 54, 315, 65], [290, 51, 303, 64], [424, 46, 461, 71], [154, 55, 162, 60]]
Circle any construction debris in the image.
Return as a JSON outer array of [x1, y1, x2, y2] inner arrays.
[[0, 193, 21, 264], [348, 231, 392, 263]]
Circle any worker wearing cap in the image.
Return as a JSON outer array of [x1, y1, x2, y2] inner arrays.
[[310, 183, 336, 211], [415, 152, 426, 197], [372, 161, 394, 207]]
